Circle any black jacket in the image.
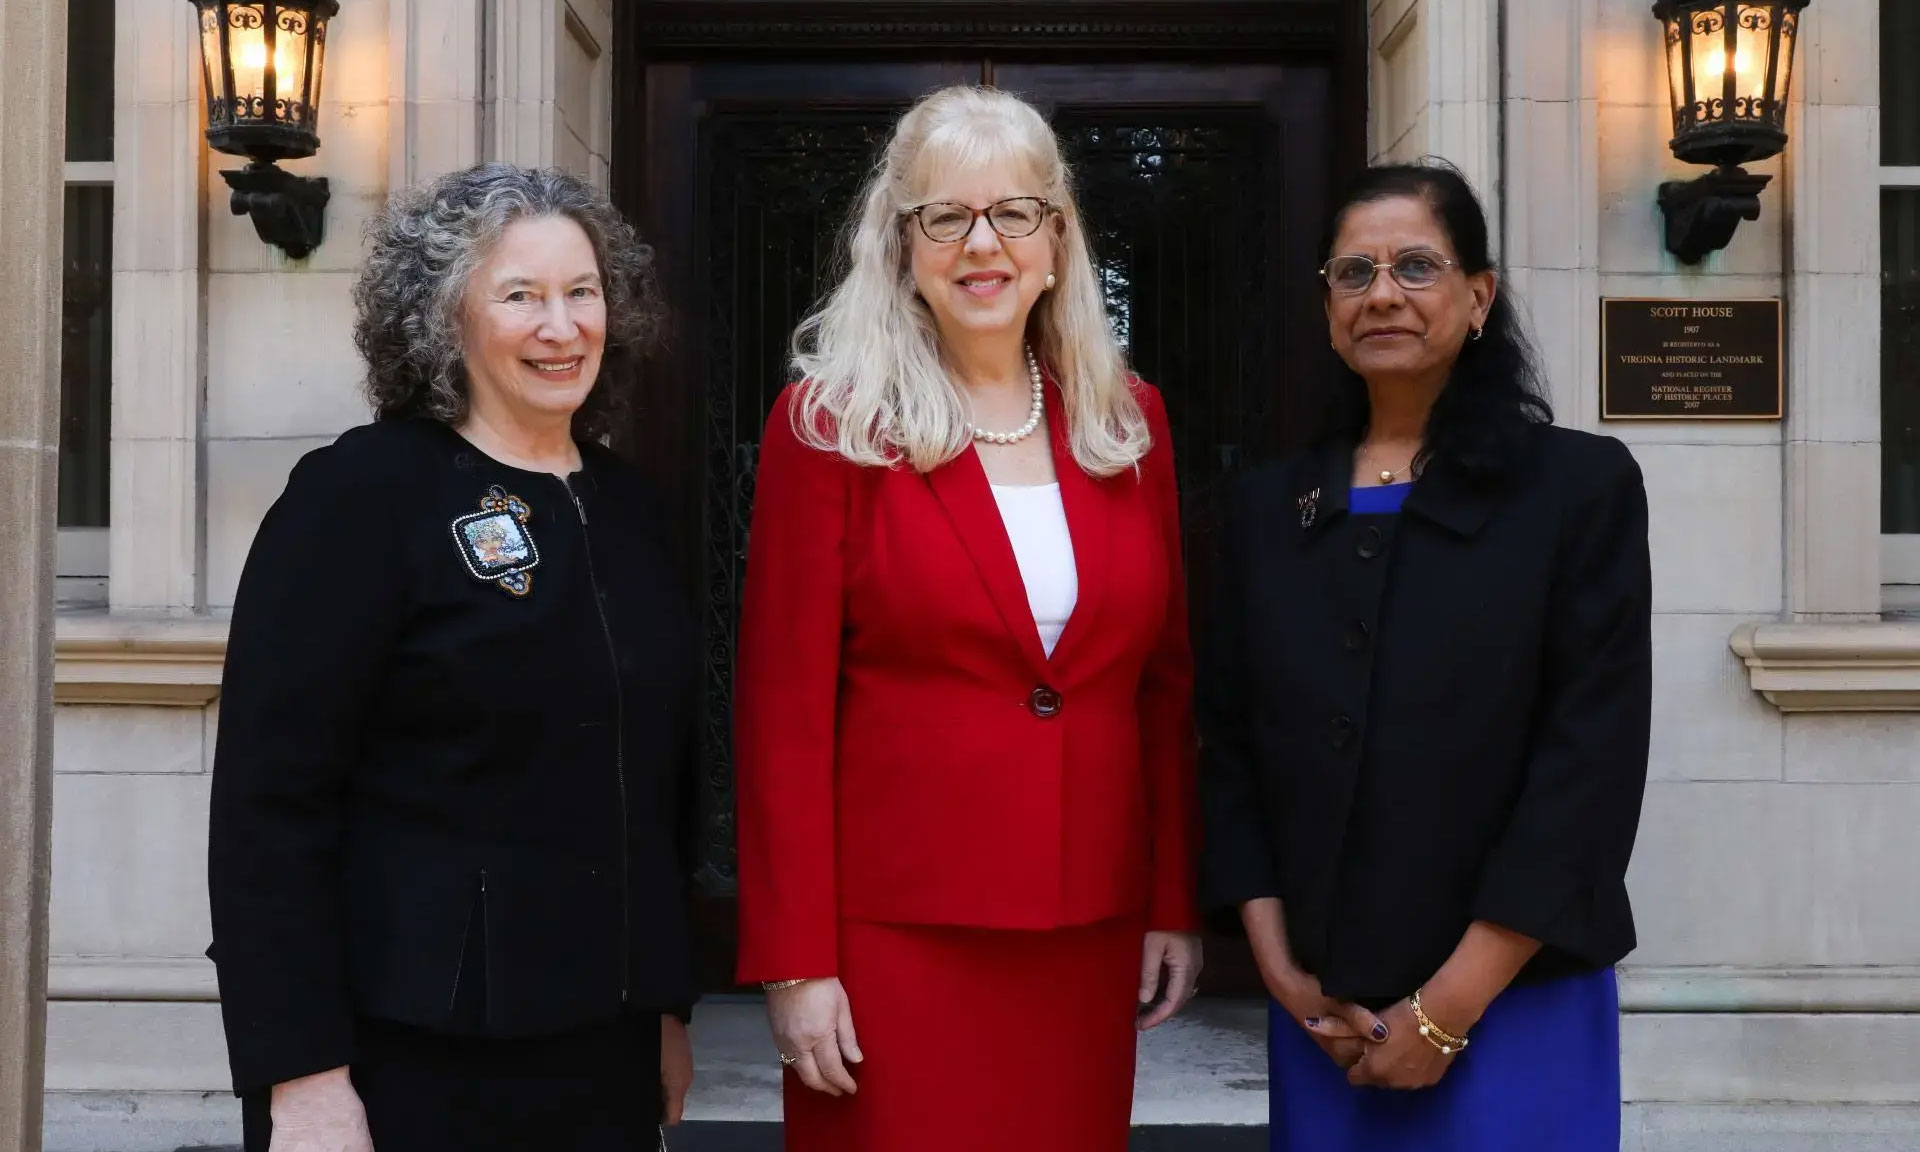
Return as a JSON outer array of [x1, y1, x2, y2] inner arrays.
[[208, 417, 699, 1095], [1199, 425, 1652, 1007]]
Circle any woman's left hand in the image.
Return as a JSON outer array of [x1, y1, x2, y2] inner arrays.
[[661, 1015, 695, 1124], [1344, 999, 1454, 1090], [1137, 931, 1204, 1030]]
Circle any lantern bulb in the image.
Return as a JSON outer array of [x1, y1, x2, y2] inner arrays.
[[238, 41, 295, 77], [1697, 49, 1758, 83]]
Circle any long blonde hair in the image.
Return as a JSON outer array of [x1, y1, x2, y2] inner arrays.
[[791, 86, 1149, 476]]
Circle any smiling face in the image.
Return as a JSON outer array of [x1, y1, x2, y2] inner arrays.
[[461, 214, 607, 427], [1324, 194, 1494, 388], [907, 156, 1058, 349]]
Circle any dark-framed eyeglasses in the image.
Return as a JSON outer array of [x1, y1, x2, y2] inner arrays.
[[903, 197, 1054, 244], [1320, 250, 1457, 295]]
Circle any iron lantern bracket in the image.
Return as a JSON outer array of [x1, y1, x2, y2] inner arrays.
[[1656, 165, 1772, 264], [221, 160, 330, 261]]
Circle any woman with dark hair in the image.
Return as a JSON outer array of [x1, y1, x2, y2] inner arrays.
[[207, 163, 697, 1152], [1199, 160, 1651, 1151]]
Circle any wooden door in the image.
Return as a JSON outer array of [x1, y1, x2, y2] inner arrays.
[[619, 46, 1346, 994], [629, 62, 978, 988]]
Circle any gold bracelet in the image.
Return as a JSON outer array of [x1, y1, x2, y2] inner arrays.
[[761, 978, 812, 992], [1408, 988, 1470, 1055]]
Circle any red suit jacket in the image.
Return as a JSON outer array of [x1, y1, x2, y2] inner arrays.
[[734, 379, 1199, 982]]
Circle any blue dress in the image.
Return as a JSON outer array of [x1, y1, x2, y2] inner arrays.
[[1265, 484, 1623, 1152]]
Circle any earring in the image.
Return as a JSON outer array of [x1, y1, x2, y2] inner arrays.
[[1043, 272, 1057, 290], [1472, 325, 1485, 341]]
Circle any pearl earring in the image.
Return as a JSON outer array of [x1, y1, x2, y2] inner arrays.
[[1043, 272, 1057, 290]]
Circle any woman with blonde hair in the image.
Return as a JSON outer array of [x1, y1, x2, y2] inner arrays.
[[734, 85, 1203, 1151]]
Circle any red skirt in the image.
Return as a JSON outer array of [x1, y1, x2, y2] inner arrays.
[[783, 916, 1144, 1152]]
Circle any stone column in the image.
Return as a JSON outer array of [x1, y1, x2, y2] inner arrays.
[[1367, 0, 1501, 235], [490, 0, 614, 188], [110, 0, 203, 615], [0, 1, 69, 1149], [389, 0, 486, 188], [1783, 0, 1883, 620]]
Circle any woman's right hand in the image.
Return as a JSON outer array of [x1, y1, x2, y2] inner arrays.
[[1270, 961, 1389, 1072], [1241, 898, 1385, 1072], [267, 1067, 373, 1152], [766, 977, 864, 1097]]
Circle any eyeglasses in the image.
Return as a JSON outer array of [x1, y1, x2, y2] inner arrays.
[[1320, 250, 1457, 295], [903, 197, 1054, 244]]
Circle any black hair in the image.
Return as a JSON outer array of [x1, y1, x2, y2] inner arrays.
[[1313, 159, 1552, 480]]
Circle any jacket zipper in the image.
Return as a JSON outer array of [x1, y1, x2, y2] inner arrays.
[[448, 868, 486, 1016], [565, 476, 630, 1003]]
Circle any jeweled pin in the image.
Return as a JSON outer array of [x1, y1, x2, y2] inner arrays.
[[451, 484, 541, 597], [1297, 487, 1321, 529]]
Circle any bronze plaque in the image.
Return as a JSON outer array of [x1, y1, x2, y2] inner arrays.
[[1600, 298, 1783, 420]]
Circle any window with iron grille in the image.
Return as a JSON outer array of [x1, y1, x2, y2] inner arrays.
[[1883, 0, 1920, 607], [58, 0, 113, 603]]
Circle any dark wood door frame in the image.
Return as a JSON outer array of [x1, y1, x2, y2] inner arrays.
[[620, 1, 1350, 57], [615, 1, 1369, 213], [609, 1, 1371, 996]]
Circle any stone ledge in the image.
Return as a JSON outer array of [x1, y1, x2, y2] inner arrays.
[[1619, 966, 1920, 1013], [47, 957, 1920, 1013], [48, 956, 217, 1001], [1729, 622, 1920, 712], [53, 614, 228, 708], [38, 1096, 1920, 1152]]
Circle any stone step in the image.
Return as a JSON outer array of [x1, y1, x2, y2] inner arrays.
[[684, 996, 1268, 1126], [179, 1128, 1263, 1152], [56, 999, 1271, 1151]]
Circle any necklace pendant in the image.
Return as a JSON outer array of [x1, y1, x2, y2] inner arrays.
[[1379, 470, 1394, 484]]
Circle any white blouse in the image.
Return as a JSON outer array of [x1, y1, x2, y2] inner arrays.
[[989, 482, 1080, 657]]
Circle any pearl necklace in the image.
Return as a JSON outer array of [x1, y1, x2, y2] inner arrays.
[[968, 346, 1046, 446]]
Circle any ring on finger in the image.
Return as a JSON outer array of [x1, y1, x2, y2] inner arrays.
[[778, 1051, 798, 1067]]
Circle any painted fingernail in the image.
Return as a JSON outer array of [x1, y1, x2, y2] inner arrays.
[[1371, 1023, 1389, 1041], [1304, 1017, 1322, 1028]]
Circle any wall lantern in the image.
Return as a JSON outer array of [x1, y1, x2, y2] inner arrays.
[[188, 0, 339, 260], [1652, 0, 1809, 263]]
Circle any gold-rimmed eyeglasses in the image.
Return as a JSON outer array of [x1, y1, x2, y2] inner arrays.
[[904, 197, 1054, 244], [1320, 250, 1457, 295]]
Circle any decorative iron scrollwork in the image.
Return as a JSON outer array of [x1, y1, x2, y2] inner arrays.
[[1058, 111, 1274, 533], [631, 2, 1343, 55], [695, 112, 896, 893]]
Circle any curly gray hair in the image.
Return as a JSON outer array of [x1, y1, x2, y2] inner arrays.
[[353, 163, 664, 441]]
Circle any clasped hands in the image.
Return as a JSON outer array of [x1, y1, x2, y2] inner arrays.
[[1268, 963, 1459, 1091]]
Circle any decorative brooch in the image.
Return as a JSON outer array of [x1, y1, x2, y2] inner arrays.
[[1297, 487, 1321, 529], [451, 485, 540, 597]]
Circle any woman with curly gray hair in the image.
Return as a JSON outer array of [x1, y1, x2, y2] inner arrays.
[[207, 163, 698, 1152]]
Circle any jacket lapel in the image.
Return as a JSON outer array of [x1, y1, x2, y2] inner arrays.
[[1041, 382, 1106, 670], [1401, 456, 1501, 537], [925, 444, 1051, 678]]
